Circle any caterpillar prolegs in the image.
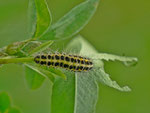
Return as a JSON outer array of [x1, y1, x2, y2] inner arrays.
[[34, 53, 93, 72]]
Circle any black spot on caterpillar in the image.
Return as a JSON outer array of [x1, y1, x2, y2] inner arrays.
[[34, 53, 93, 72]]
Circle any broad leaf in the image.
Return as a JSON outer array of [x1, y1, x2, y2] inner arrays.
[[74, 73, 99, 113], [51, 35, 137, 113], [39, 0, 99, 40], [73, 36, 100, 113], [51, 35, 100, 113], [28, 0, 52, 38], [25, 64, 46, 90], [0, 92, 11, 113], [51, 72, 75, 113]]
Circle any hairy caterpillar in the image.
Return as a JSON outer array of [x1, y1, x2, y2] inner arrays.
[[34, 53, 93, 72]]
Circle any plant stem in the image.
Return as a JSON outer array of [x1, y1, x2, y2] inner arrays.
[[0, 57, 34, 64]]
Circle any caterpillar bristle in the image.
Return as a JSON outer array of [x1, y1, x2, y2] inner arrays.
[[34, 53, 93, 72]]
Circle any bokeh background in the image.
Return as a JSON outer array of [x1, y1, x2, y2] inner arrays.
[[0, 0, 150, 113]]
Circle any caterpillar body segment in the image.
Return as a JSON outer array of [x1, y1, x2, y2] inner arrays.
[[34, 53, 93, 72]]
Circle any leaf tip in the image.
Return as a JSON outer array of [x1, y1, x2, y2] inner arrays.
[[124, 57, 138, 67], [121, 86, 132, 92]]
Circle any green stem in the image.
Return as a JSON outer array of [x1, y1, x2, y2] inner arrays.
[[0, 57, 34, 64]]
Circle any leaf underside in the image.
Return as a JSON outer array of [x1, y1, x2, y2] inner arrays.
[[51, 35, 137, 113], [39, 0, 99, 40], [74, 73, 98, 113]]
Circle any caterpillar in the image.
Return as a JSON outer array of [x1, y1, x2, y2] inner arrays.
[[34, 53, 93, 72]]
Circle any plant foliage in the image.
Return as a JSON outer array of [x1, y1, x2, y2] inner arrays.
[[0, 0, 138, 113]]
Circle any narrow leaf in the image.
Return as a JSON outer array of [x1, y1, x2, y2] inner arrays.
[[92, 53, 138, 66], [28, 0, 37, 38], [34, 0, 52, 38], [93, 68, 131, 92], [39, 0, 99, 40], [25, 64, 46, 90], [28, 0, 52, 38], [35, 67, 55, 82], [0, 92, 11, 113], [34, 64, 67, 80]]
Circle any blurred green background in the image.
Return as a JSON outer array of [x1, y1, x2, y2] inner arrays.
[[0, 0, 150, 113]]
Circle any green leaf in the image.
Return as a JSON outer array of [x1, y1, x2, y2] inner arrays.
[[0, 92, 11, 113], [51, 72, 75, 113], [36, 67, 56, 82], [67, 35, 104, 68], [28, 0, 52, 38], [28, 0, 37, 38], [39, 0, 99, 40], [51, 72, 99, 113], [93, 68, 131, 91], [25, 64, 46, 90], [47, 68, 67, 80], [92, 53, 138, 66], [74, 36, 132, 91], [74, 73, 99, 113], [51, 35, 100, 113], [7, 107, 21, 113], [51, 35, 137, 113], [72, 36, 100, 113], [24, 62, 67, 90], [31, 62, 67, 80]]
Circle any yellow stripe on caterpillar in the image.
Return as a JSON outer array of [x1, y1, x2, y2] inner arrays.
[[34, 53, 93, 72]]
